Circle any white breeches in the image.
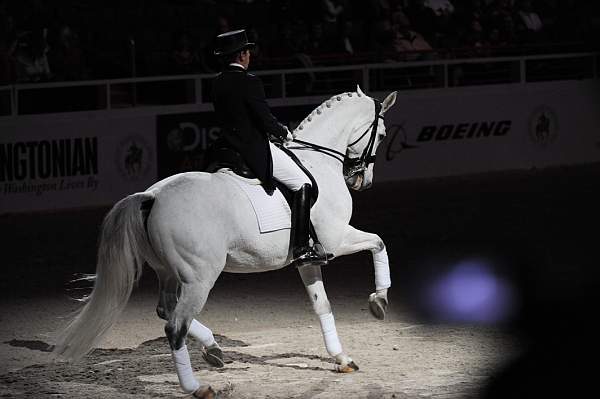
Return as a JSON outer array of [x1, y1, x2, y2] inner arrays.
[[270, 142, 311, 190]]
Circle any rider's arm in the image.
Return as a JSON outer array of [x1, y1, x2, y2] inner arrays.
[[245, 74, 288, 141]]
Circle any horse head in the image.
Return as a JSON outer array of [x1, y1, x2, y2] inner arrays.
[[344, 86, 397, 191], [291, 86, 397, 191]]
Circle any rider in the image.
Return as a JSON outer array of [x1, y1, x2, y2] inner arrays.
[[211, 29, 327, 268]]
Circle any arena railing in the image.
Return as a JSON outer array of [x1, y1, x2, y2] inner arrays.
[[0, 52, 597, 117]]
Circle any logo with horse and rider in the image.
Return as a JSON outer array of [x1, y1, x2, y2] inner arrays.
[[116, 135, 152, 180], [529, 105, 558, 147]]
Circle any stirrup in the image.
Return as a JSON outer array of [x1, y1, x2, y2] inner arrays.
[[293, 242, 329, 268]]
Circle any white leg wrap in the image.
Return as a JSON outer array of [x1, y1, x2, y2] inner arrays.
[[188, 319, 216, 347], [171, 345, 200, 393], [318, 313, 342, 357], [373, 246, 391, 291]]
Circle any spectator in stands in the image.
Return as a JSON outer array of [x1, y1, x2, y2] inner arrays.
[[466, 17, 488, 48], [14, 29, 52, 82], [335, 20, 361, 55], [499, 14, 519, 46], [268, 19, 315, 94], [406, 0, 442, 47], [198, 15, 232, 74], [532, 0, 558, 39], [360, 0, 392, 52], [487, 26, 510, 49], [245, 26, 267, 70], [270, 21, 296, 58], [48, 25, 86, 81], [424, 0, 454, 16], [371, 16, 395, 61], [0, 35, 17, 84], [296, 20, 313, 54], [488, 0, 514, 24], [515, 0, 544, 43], [457, 0, 491, 32], [0, 13, 17, 84], [169, 31, 201, 74], [307, 22, 332, 56], [390, 14, 433, 61], [0, 5, 17, 84], [319, 0, 346, 39]]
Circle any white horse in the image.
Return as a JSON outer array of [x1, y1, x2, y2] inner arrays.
[[53, 86, 398, 398]]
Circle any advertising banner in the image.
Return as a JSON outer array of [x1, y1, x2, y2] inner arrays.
[[0, 114, 156, 213], [2, 80, 598, 214], [156, 104, 316, 178], [372, 81, 600, 181]]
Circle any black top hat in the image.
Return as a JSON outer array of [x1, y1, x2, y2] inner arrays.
[[214, 29, 255, 56]]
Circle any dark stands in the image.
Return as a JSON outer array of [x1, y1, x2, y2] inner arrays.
[[0, 0, 598, 85]]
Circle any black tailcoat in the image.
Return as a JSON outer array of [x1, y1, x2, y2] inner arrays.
[[212, 64, 288, 192]]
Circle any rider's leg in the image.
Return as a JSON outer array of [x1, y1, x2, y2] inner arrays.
[[269, 142, 311, 190], [269, 142, 327, 266], [291, 183, 328, 266]]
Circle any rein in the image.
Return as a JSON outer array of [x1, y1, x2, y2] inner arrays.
[[286, 99, 383, 178]]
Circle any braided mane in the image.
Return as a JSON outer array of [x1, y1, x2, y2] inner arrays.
[[295, 91, 367, 132]]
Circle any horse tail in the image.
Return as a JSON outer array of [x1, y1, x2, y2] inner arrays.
[[53, 191, 156, 360]]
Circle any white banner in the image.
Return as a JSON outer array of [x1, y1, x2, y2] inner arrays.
[[373, 80, 600, 181], [0, 113, 156, 213], [1, 79, 598, 213]]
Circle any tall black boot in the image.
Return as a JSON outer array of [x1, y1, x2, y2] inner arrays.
[[292, 184, 328, 268]]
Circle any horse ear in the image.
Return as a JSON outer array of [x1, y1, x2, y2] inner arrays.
[[356, 84, 365, 97], [381, 91, 397, 114]]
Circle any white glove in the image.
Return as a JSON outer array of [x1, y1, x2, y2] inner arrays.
[[284, 127, 294, 143]]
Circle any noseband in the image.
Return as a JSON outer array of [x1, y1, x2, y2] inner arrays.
[[290, 99, 384, 179]]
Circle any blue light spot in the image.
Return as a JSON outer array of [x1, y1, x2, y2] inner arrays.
[[426, 259, 515, 324]]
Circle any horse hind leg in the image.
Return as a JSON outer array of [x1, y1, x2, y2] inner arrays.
[[156, 271, 179, 321], [165, 279, 218, 398], [157, 269, 224, 367]]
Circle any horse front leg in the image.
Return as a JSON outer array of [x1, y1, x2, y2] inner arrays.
[[298, 264, 359, 373], [334, 225, 391, 320]]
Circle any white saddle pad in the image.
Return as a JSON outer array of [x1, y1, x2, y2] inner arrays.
[[218, 169, 291, 233]]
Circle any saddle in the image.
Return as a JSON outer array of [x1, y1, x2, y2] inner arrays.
[[203, 138, 322, 247], [203, 138, 319, 202], [203, 138, 256, 179]]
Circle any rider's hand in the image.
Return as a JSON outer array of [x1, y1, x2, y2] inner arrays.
[[284, 127, 294, 143]]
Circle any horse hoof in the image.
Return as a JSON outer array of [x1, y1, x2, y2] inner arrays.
[[193, 385, 216, 399], [202, 345, 224, 368], [335, 360, 359, 373], [368, 293, 387, 320]]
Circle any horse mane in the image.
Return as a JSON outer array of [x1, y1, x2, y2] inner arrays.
[[295, 91, 369, 133]]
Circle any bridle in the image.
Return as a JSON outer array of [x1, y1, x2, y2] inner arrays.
[[288, 99, 384, 179]]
